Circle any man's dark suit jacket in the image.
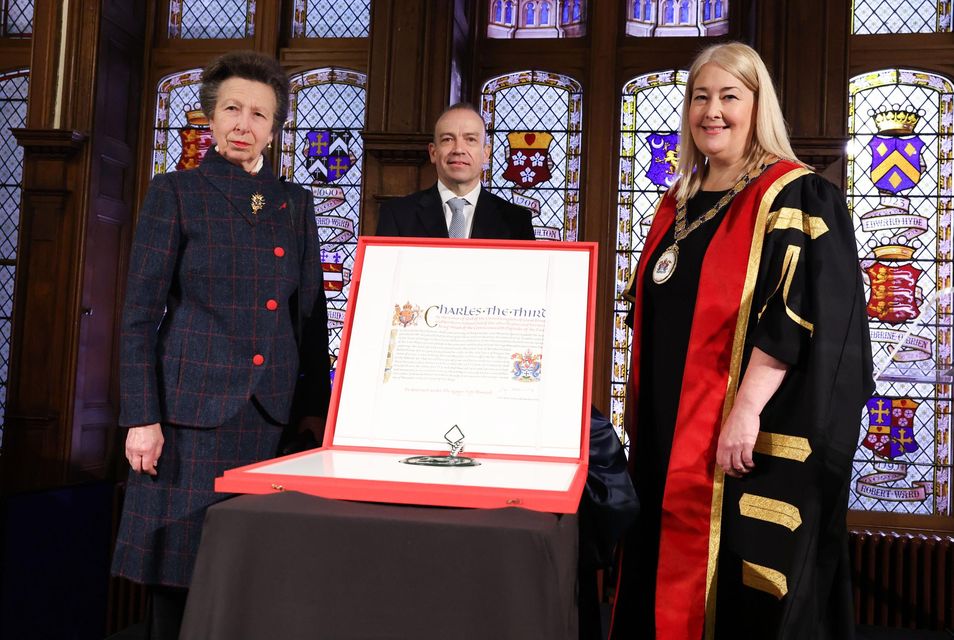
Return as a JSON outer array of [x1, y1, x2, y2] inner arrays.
[[375, 184, 535, 239]]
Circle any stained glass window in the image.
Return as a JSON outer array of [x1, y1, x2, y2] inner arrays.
[[280, 68, 366, 367], [847, 68, 954, 516], [168, 0, 255, 39], [1, 0, 33, 37], [611, 70, 687, 445], [152, 69, 206, 177], [293, 0, 371, 38], [625, 0, 728, 36], [480, 70, 583, 241], [487, 0, 586, 38], [0, 69, 28, 449], [852, 0, 952, 34]]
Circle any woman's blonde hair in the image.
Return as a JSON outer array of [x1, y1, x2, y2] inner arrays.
[[672, 42, 807, 204]]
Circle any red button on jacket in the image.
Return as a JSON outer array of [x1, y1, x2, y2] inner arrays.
[[252, 354, 265, 366], [266, 299, 278, 311], [274, 246, 285, 257]]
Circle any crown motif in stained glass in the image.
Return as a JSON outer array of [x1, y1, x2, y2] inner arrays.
[[185, 105, 209, 127], [869, 104, 923, 136]]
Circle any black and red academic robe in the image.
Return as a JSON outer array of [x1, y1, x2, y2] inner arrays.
[[611, 160, 874, 639]]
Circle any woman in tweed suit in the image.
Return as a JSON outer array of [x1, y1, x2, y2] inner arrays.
[[112, 51, 330, 639]]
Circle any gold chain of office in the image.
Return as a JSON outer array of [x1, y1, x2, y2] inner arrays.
[[651, 162, 768, 285]]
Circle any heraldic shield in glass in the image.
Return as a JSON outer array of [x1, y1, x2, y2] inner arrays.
[[152, 69, 207, 177], [280, 68, 367, 384], [481, 70, 583, 243], [611, 69, 688, 450], [848, 68, 954, 515]]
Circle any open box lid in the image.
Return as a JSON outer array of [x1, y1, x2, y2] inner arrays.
[[217, 238, 597, 513]]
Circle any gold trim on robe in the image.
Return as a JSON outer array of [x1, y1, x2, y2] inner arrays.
[[704, 166, 811, 639], [758, 245, 814, 334], [766, 206, 829, 239], [754, 431, 813, 462], [742, 560, 789, 599], [739, 493, 803, 531]]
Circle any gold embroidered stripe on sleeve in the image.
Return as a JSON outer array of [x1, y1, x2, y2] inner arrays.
[[739, 493, 802, 531], [757, 244, 814, 334], [767, 207, 829, 239], [754, 431, 812, 461], [742, 560, 788, 599]]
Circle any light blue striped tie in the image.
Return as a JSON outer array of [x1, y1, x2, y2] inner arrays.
[[447, 197, 468, 238]]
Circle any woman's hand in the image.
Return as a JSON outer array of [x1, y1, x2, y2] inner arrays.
[[717, 404, 760, 478], [125, 423, 163, 475], [717, 347, 789, 479]]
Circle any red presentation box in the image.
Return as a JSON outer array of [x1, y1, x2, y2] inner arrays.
[[216, 237, 597, 513]]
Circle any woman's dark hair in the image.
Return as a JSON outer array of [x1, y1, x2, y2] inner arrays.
[[199, 51, 289, 133]]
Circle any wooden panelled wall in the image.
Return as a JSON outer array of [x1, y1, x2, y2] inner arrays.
[[0, 0, 951, 536]]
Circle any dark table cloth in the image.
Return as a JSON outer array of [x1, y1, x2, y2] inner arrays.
[[180, 491, 578, 639]]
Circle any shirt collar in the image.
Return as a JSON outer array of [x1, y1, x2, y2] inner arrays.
[[437, 180, 482, 207]]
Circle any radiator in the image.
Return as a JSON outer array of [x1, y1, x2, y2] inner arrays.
[[851, 529, 954, 630]]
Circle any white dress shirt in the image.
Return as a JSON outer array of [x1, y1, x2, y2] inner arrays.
[[436, 181, 482, 239]]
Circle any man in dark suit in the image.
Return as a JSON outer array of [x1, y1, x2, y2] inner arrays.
[[375, 103, 637, 640], [375, 103, 535, 240]]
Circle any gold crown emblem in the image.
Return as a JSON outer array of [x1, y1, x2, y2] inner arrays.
[[185, 107, 209, 127], [869, 105, 922, 136], [872, 244, 915, 260]]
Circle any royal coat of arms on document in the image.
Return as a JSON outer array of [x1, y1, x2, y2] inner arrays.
[[392, 302, 421, 327]]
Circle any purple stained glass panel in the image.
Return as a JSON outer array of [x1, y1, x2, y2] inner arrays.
[[280, 68, 367, 362], [487, 0, 586, 38], [624, 0, 728, 37], [292, 0, 371, 38], [0, 69, 28, 448], [1, 0, 33, 37], [852, 0, 952, 34], [168, 0, 255, 39], [847, 68, 954, 516], [611, 70, 687, 446]]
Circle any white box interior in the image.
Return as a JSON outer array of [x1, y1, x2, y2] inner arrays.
[[249, 449, 580, 492], [332, 244, 590, 459]]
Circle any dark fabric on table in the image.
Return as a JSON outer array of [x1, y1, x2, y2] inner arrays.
[[180, 492, 579, 640]]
